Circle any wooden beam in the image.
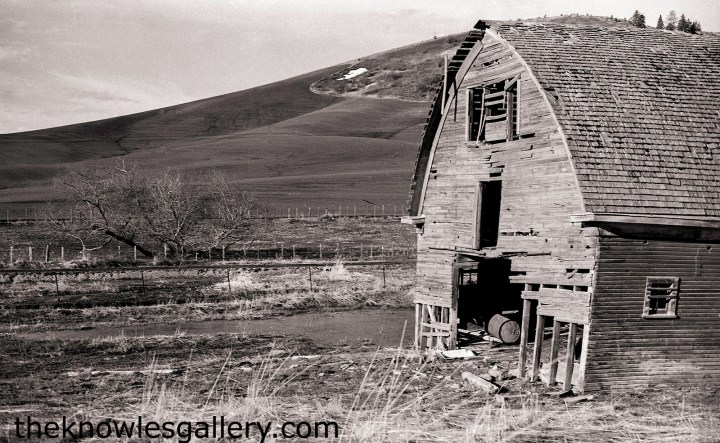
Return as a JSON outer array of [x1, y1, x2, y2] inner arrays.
[[518, 298, 531, 378], [414, 303, 421, 350], [563, 323, 577, 391], [548, 320, 562, 385], [449, 266, 460, 350], [531, 313, 544, 382], [569, 213, 720, 229]]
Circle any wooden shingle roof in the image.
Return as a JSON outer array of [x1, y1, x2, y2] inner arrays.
[[494, 17, 720, 218]]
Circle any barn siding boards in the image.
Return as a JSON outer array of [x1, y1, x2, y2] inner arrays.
[[584, 236, 720, 392], [415, 32, 592, 334]]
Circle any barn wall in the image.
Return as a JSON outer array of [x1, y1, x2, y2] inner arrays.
[[584, 236, 720, 391], [415, 34, 595, 323]]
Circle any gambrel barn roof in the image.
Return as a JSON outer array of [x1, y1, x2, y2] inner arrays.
[[411, 16, 720, 221]]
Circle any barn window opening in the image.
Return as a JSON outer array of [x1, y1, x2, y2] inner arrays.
[[466, 76, 519, 143], [474, 180, 502, 248], [643, 277, 680, 318]]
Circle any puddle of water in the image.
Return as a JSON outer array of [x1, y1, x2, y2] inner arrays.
[[22, 309, 416, 348]]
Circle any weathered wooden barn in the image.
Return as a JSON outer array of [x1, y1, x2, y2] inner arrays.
[[403, 16, 720, 392]]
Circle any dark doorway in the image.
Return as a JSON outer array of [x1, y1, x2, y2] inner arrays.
[[457, 258, 523, 333], [477, 181, 502, 248]]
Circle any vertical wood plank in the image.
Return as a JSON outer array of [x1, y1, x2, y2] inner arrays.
[[449, 264, 460, 350], [577, 324, 590, 392], [518, 298, 531, 378], [548, 320, 562, 385], [414, 303, 421, 350], [531, 313, 544, 381], [564, 323, 577, 391]]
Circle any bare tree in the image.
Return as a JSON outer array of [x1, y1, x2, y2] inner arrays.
[[51, 162, 255, 260], [201, 170, 256, 250]]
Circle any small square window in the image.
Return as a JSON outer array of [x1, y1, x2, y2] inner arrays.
[[642, 277, 680, 319]]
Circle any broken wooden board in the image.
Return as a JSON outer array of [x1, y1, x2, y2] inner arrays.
[[461, 371, 500, 394]]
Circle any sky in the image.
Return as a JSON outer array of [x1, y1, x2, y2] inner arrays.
[[1, 0, 718, 134]]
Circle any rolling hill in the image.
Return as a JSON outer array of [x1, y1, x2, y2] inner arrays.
[[0, 34, 465, 215]]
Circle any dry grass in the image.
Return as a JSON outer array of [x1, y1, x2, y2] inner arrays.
[[86, 336, 720, 443]]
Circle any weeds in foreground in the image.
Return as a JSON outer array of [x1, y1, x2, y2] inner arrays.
[[89, 336, 718, 442]]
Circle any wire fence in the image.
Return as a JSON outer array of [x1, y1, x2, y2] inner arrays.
[[0, 203, 409, 224], [0, 261, 410, 308], [0, 242, 416, 267]]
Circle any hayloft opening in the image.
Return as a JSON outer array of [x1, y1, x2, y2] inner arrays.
[[466, 76, 519, 143]]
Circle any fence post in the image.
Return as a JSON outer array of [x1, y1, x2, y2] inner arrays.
[[44, 245, 49, 263], [28, 246, 32, 262], [164, 244, 168, 259], [296, 208, 298, 218], [134, 246, 137, 261], [382, 266, 386, 288], [117, 245, 121, 258], [354, 205, 356, 217], [360, 245, 363, 259], [381, 245, 384, 258], [9, 246, 13, 263], [55, 273, 60, 301], [243, 246, 247, 258], [208, 248, 212, 260], [292, 245, 296, 260], [227, 269, 232, 295], [382, 205, 385, 217], [319, 243, 323, 260], [308, 267, 313, 291], [60, 246, 65, 263], [280, 244, 284, 260], [336, 242, 339, 259], [370, 245, 373, 259], [222, 246, 226, 262]]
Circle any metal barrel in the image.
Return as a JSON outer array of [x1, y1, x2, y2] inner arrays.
[[487, 314, 520, 344]]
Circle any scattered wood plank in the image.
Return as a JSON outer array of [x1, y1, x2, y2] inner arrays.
[[462, 371, 500, 394], [564, 394, 594, 405]]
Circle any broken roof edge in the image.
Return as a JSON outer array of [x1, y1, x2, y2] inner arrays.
[[408, 22, 488, 216]]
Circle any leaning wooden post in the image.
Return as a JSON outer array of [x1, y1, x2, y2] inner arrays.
[[548, 319, 562, 385], [163, 243, 168, 259], [518, 293, 532, 378], [531, 313, 545, 382], [414, 303, 422, 350], [563, 323, 577, 391], [44, 245, 49, 263], [133, 246, 137, 261], [28, 246, 33, 262]]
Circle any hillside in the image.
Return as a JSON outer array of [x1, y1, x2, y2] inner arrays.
[[0, 35, 467, 213]]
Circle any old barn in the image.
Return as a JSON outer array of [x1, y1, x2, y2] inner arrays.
[[403, 16, 720, 392]]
